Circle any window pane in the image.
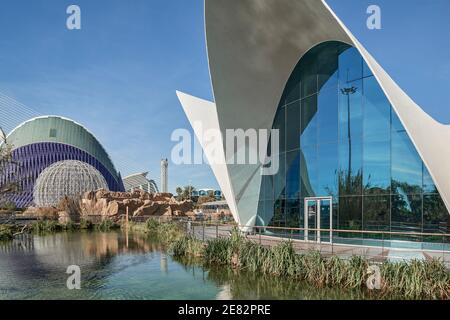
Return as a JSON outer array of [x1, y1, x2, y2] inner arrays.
[[339, 80, 363, 141], [272, 107, 286, 154], [363, 60, 373, 78], [286, 150, 300, 199], [391, 130, 423, 194], [363, 137, 391, 195], [286, 198, 301, 229], [284, 69, 301, 104], [300, 146, 317, 198], [318, 143, 338, 197], [363, 195, 390, 232], [270, 199, 286, 228], [338, 196, 362, 231], [273, 153, 286, 201], [261, 174, 274, 201], [301, 55, 317, 98], [339, 137, 363, 196], [423, 194, 450, 235], [423, 165, 438, 194], [391, 193, 422, 235], [339, 47, 363, 83], [285, 101, 300, 151], [317, 42, 339, 92], [317, 87, 338, 144], [363, 76, 390, 139], [300, 94, 318, 147]]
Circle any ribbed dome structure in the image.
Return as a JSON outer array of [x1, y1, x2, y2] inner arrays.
[[33, 160, 109, 207]]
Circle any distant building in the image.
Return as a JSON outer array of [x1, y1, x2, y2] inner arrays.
[[123, 172, 159, 193], [0, 116, 124, 208], [160, 159, 168, 193], [191, 189, 222, 200], [195, 200, 232, 221]]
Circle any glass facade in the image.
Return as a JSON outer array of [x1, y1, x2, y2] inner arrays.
[[257, 41, 450, 246]]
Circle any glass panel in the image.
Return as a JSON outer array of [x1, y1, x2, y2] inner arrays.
[[320, 199, 331, 242], [339, 80, 363, 141], [339, 47, 363, 83], [423, 194, 450, 237], [260, 199, 275, 227], [423, 164, 438, 194], [285, 101, 300, 151], [317, 42, 339, 92], [272, 107, 286, 154], [391, 193, 422, 240], [339, 137, 363, 196], [286, 198, 301, 232], [301, 55, 317, 98], [338, 196, 362, 236], [300, 146, 317, 198], [363, 137, 391, 195], [363, 60, 373, 78], [363, 76, 390, 140], [273, 153, 286, 201], [285, 69, 301, 104], [285, 150, 300, 199], [317, 87, 338, 144], [261, 174, 274, 201], [391, 130, 423, 194], [318, 143, 338, 197], [306, 200, 317, 241], [363, 195, 390, 233], [270, 198, 286, 229], [391, 109, 404, 133], [300, 94, 318, 147]]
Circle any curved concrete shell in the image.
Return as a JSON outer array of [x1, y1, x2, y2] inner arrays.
[[0, 116, 124, 207], [177, 0, 450, 228]]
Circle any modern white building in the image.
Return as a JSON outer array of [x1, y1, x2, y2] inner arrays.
[[123, 172, 159, 194], [177, 0, 450, 249]]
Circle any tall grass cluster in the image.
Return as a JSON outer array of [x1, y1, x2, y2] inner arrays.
[[170, 228, 450, 300], [143, 219, 185, 244]]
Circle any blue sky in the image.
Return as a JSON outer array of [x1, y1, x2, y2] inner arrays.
[[0, 0, 449, 193]]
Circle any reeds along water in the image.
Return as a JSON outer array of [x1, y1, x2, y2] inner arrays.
[[170, 228, 450, 300]]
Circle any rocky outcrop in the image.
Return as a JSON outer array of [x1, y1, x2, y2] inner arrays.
[[80, 189, 194, 218]]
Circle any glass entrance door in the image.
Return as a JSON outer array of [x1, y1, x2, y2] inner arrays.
[[304, 197, 332, 243]]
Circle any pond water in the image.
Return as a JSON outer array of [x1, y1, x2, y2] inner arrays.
[[0, 231, 374, 300]]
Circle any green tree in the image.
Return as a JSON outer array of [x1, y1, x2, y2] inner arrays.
[[175, 187, 183, 201]]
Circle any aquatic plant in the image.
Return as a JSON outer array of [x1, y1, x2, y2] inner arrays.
[[31, 220, 62, 233], [95, 219, 120, 232], [79, 218, 93, 230], [171, 235, 205, 257]]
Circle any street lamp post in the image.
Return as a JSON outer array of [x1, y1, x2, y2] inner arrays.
[[340, 86, 357, 191]]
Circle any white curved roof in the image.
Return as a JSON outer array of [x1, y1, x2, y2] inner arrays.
[[5, 115, 120, 181]]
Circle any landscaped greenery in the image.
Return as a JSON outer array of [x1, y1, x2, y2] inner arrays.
[[167, 227, 450, 300], [0, 224, 15, 241]]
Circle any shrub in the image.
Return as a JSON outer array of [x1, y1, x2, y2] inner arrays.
[[0, 225, 14, 241], [96, 219, 119, 232]]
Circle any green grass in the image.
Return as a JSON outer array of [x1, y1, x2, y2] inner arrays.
[[31, 220, 62, 233], [95, 219, 120, 232], [136, 219, 185, 244], [170, 236, 205, 257]]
